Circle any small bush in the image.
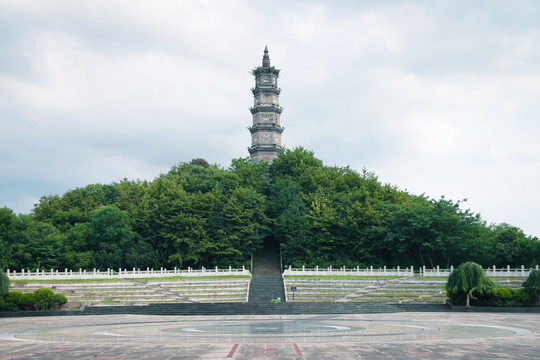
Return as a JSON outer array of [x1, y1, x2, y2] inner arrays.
[[5, 291, 22, 304], [0, 297, 6, 311], [33, 288, 55, 310], [474, 287, 531, 307], [513, 288, 532, 306], [4, 291, 23, 311], [18, 293, 37, 310], [50, 293, 68, 305]]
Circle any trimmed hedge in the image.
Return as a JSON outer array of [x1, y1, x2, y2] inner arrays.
[[3, 291, 22, 311], [18, 293, 37, 310], [473, 287, 531, 307], [1, 287, 69, 312]]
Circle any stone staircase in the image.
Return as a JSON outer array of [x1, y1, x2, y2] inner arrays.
[[10, 278, 250, 306], [248, 238, 285, 303], [82, 301, 446, 316], [285, 278, 376, 302]]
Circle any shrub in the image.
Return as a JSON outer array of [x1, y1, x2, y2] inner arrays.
[[0, 270, 9, 297], [33, 288, 54, 310], [513, 288, 532, 306], [50, 293, 68, 305], [0, 297, 6, 311], [473, 287, 531, 307], [18, 293, 37, 310], [4, 291, 23, 311]]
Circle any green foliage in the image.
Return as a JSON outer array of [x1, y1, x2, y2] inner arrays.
[[251, 66, 280, 76], [1, 291, 22, 311], [50, 293, 68, 305], [5, 291, 22, 310], [473, 287, 531, 307], [1, 289, 66, 312], [18, 292, 36, 309], [522, 269, 540, 291], [0, 269, 9, 296], [33, 288, 54, 310], [445, 262, 494, 306], [0, 297, 6, 311], [522, 269, 540, 305], [0, 147, 538, 272]]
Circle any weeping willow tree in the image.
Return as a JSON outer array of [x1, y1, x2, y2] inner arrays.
[[445, 262, 494, 306], [522, 270, 540, 305], [0, 270, 9, 297]]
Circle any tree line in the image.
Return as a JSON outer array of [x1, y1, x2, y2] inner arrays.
[[1, 148, 538, 271]]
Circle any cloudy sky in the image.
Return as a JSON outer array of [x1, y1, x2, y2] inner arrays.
[[1, 0, 539, 237]]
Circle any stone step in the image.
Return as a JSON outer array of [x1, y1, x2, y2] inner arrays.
[[82, 302, 450, 316]]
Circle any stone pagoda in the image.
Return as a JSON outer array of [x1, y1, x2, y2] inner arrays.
[[248, 46, 284, 162]]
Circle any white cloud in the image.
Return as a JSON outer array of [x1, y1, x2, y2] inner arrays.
[[1, 0, 539, 238]]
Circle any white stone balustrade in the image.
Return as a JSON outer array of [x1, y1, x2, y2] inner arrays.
[[6, 266, 250, 280], [284, 265, 540, 277]]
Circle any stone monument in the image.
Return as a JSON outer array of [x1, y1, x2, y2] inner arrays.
[[248, 46, 284, 162]]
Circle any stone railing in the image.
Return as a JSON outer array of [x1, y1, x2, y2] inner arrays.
[[422, 265, 539, 277], [284, 265, 540, 277], [6, 266, 251, 280], [283, 266, 415, 277]]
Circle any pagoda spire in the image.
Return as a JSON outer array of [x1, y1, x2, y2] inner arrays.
[[262, 46, 271, 67]]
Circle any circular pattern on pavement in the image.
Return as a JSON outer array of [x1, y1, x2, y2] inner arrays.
[[3, 315, 532, 344]]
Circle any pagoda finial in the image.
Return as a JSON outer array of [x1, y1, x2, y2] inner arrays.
[[262, 46, 270, 67]]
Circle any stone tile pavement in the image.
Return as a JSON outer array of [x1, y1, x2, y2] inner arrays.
[[0, 312, 539, 359]]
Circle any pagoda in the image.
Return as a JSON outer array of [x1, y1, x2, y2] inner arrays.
[[248, 46, 284, 162]]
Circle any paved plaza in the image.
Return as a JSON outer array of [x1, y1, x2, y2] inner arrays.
[[0, 312, 539, 359]]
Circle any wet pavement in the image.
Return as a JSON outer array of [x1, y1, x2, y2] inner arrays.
[[0, 312, 539, 359]]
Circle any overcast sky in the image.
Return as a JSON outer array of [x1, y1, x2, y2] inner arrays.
[[1, 0, 539, 238]]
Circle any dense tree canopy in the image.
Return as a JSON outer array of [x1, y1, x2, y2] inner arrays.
[[1, 148, 539, 270]]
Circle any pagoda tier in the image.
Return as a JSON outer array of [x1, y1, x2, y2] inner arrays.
[[248, 46, 284, 163]]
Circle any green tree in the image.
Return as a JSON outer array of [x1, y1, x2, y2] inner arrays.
[[445, 261, 494, 306], [0, 207, 16, 270], [0, 269, 9, 296], [522, 269, 540, 305], [90, 205, 134, 269], [491, 224, 538, 267]]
